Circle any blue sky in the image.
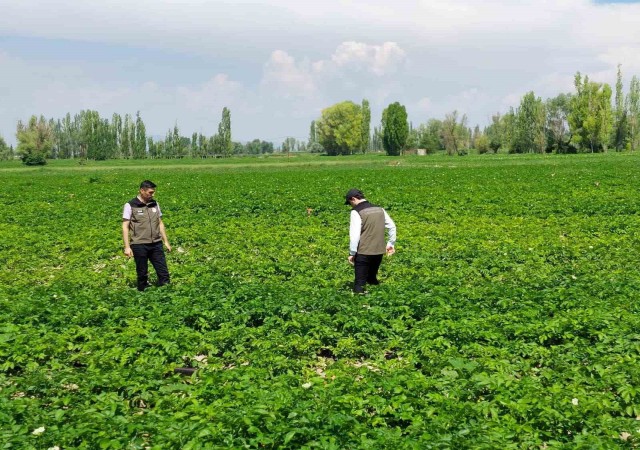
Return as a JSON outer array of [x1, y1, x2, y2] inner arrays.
[[2, 0, 640, 146]]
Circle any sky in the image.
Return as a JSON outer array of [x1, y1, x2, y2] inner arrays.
[[1, 0, 640, 146]]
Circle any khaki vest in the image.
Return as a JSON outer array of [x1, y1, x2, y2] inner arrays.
[[128, 198, 162, 245], [354, 202, 386, 255]]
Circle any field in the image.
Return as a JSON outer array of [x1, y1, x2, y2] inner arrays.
[[2, 153, 640, 449]]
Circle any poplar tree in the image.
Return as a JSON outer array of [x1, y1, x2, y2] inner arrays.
[[122, 114, 132, 158], [191, 132, 198, 158], [613, 64, 627, 151], [569, 72, 613, 152], [626, 76, 640, 151], [381, 102, 408, 156], [134, 111, 146, 158], [361, 99, 371, 153], [218, 107, 232, 157], [112, 113, 123, 158]]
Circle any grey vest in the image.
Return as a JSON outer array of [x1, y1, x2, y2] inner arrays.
[[354, 201, 386, 255], [128, 197, 162, 245]]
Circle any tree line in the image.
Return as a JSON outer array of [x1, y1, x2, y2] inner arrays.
[[3, 67, 640, 165], [316, 67, 640, 156]]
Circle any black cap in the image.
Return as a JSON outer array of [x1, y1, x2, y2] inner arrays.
[[345, 188, 364, 205]]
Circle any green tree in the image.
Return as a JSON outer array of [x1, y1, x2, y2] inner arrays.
[[232, 141, 244, 154], [282, 137, 297, 155], [134, 111, 147, 159], [316, 101, 363, 155], [485, 109, 516, 153], [197, 133, 207, 158], [406, 123, 419, 151], [245, 139, 261, 155], [218, 107, 232, 157], [147, 137, 158, 159], [261, 140, 274, 154], [370, 126, 383, 152], [513, 91, 546, 154], [57, 113, 78, 159], [0, 135, 13, 160], [121, 114, 132, 158], [501, 109, 516, 153], [441, 110, 468, 156], [471, 125, 481, 150], [627, 76, 640, 150], [16, 115, 54, 165], [309, 120, 317, 146], [381, 102, 408, 156], [111, 113, 123, 158], [417, 119, 444, 154], [545, 93, 572, 153], [613, 64, 627, 151], [191, 132, 199, 158], [361, 99, 371, 153], [476, 134, 491, 154], [569, 72, 613, 153]]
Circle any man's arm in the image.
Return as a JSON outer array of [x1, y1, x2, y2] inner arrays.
[[158, 218, 172, 252], [348, 210, 361, 265], [122, 219, 133, 257], [384, 210, 396, 255]]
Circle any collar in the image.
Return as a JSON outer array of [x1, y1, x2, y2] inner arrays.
[[130, 197, 157, 208]]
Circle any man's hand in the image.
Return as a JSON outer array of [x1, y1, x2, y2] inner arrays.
[[386, 245, 395, 256], [348, 255, 355, 265], [124, 247, 133, 258], [164, 242, 172, 252]]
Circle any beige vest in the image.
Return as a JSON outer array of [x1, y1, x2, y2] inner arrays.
[[355, 202, 386, 255], [128, 198, 162, 245]]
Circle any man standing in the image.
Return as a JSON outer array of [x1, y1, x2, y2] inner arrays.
[[345, 188, 396, 294], [122, 180, 171, 291]]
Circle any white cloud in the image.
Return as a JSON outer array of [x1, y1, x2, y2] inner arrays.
[[331, 42, 406, 76], [3, 0, 640, 144], [260, 50, 318, 100]]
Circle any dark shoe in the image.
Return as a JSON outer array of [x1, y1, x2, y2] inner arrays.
[[137, 281, 152, 291]]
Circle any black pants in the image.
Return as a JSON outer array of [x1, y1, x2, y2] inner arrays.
[[353, 253, 383, 293], [131, 241, 170, 291]]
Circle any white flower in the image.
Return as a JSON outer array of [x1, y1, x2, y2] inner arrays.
[[32, 426, 45, 435], [620, 432, 631, 441], [302, 382, 312, 389], [48, 447, 61, 450], [193, 354, 207, 362], [571, 398, 579, 406]]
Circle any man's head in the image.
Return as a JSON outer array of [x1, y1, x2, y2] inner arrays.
[[139, 180, 157, 203], [345, 188, 365, 206]]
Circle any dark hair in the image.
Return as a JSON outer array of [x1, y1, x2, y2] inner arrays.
[[140, 180, 157, 189]]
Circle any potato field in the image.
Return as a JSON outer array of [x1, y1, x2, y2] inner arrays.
[[2, 153, 640, 449]]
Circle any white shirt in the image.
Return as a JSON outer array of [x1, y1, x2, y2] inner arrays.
[[349, 202, 396, 255]]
